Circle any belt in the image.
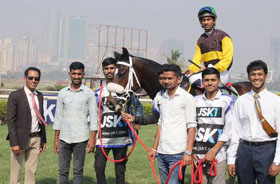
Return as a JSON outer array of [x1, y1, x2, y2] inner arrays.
[[30, 132, 40, 137], [241, 139, 276, 146]]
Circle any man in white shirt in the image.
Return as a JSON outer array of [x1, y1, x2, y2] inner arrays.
[[193, 67, 235, 184], [149, 64, 197, 184], [227, 60, 280, 184]]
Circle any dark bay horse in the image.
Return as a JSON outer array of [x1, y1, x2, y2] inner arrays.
[[106, 47, 251, 110]]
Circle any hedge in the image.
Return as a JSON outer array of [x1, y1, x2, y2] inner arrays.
[[142, 103, 153, 115], [0, 100, 7, 125]]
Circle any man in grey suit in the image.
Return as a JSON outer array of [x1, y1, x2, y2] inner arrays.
[[6, 67, 47, 184]]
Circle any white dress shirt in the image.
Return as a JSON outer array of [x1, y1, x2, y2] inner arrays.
[[227, 88, 280, 164], [194, 91, 235, 163], [157, 87, 197, 154], [24, 86, 40, 133]]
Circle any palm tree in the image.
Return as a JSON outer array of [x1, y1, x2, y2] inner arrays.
[[166, 49, 186, 68]]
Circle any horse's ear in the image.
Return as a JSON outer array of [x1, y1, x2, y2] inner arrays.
[[122, 47, 129, 59], [114, 51, 121, 60]]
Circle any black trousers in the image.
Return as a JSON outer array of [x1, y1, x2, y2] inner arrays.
[[94, 147, 128, 184], [236, 141, 276, 184]]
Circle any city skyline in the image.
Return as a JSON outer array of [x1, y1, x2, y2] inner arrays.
[[1, 0, 280, 77]]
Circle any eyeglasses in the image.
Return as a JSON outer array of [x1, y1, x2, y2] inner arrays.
[[27, 76, 40, 81]]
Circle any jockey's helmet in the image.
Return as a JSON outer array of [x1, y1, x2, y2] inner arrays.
[[198, 6, 217, 20]]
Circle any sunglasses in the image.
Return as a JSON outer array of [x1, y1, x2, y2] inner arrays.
[[27, 76, 40, 81]]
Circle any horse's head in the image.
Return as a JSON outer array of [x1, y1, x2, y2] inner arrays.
[[106, 47, 141, 112]]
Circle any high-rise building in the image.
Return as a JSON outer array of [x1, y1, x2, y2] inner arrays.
[[58, 16, 88, 64], [0, 38, 14, 74], [0, 17, 5, 38], [14, 34, 36, 70], [271, 37, 280, 79], [44, 11, 60, 62]]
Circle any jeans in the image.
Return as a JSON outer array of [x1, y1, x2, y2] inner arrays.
[[157, 152, 185, 184], [58, 140, 87, 184], [94, 147, 128, 184]]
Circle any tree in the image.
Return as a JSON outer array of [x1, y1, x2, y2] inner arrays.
[[166, 49, 186, 69]]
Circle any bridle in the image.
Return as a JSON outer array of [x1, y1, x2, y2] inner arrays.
[[116, 56, 141, 101]]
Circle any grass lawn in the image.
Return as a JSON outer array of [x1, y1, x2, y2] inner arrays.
[[1, 125, 279, 184], [0, 125, 162, 184]]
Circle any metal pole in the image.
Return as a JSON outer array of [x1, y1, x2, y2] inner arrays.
[[137, 29, 141, 56], [145, 30, 148, 57], [130, 28, 133, 52]]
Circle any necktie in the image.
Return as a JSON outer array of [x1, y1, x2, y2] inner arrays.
[[30, 93, 47, 126], [254, 94, 277, 138]]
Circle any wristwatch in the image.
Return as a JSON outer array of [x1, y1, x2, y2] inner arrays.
[[274, 162, 280, 166], [184, 150, 192, 156]]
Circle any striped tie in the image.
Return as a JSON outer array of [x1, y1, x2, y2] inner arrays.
[[30, 93, 48, 126], [254, 94, 277, 138]]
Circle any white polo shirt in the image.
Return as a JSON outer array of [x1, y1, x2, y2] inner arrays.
[[157, 87, 197, 154]]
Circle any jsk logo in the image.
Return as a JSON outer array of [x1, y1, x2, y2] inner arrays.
[[197, 107, 222, 118], [193, 124, 224, 154], [100, 112, 129, 138]]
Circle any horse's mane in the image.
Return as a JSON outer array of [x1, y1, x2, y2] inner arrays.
[[132, 56, 162, 74]]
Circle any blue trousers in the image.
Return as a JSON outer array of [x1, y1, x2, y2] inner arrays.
[[157, 152, 185, 184], [236, 141, 276, 184]]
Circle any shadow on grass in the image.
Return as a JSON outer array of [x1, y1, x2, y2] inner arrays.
[[37, 178, 57, 184], [70, 176, 134, 184]]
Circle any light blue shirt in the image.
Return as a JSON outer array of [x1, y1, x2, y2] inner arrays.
[[53, 84, 98, 144]]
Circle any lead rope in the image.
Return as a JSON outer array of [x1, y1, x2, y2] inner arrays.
[[98, 85, 137, 163], [192, 158, 218, 184], [99, 85, 187, 184]]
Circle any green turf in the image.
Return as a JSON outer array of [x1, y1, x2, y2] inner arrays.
[[0, 125, 279, 184]]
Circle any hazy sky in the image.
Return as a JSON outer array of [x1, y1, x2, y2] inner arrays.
[[1, 0, 280, 74]]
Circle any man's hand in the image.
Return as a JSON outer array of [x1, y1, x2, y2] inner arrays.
[[53, 139, 59, 154], [133, 124, 141, 131], [204, 150, 216, 163], [269, 163, 280, 177], [86, 138, 96, 153], [12, 145, 20, 155], [227, 164, 236, 177], [182, 155, 192, 166], [192, 154, 199, 167], [121, 112, 135, 123], [40, 143, 46, 153], [148, 149, 157, 161]]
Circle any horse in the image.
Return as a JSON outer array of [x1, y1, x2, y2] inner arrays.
[[106, 47, 252, 111]]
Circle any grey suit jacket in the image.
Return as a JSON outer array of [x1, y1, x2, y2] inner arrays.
[[6, 88, 47, 149]]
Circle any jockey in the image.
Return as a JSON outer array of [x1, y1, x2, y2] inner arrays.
[[186, 6, 233, 88]]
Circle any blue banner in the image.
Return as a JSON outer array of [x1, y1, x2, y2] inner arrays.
[[43, 94, 58, 125]]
